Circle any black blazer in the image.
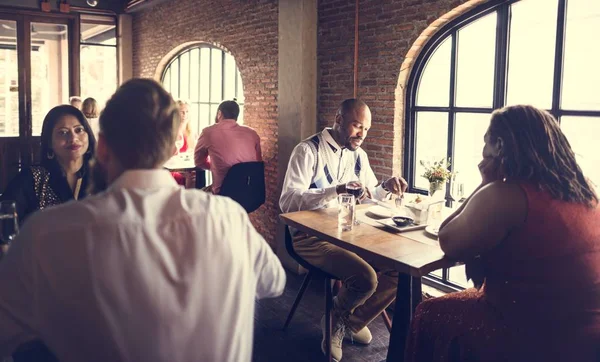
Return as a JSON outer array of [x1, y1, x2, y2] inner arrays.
[[0, 163, 90, 225]]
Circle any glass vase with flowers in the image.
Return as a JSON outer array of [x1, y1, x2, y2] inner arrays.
[[420, 157, 454, 200]]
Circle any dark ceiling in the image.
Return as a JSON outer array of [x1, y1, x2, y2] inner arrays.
[[0, 0, 167, 14]]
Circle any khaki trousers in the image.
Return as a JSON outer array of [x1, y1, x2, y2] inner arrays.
[[293, 234, 398, 332]]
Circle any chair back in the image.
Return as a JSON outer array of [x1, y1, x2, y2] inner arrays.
[[195, 168, 207, 189], [219, 161, 265, 213]]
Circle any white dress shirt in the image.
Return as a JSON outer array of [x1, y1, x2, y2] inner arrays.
[[0, 169, 285, 362], [280, 128, 388, 213]]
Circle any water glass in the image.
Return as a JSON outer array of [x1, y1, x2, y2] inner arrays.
[[427, 201, 444, 229], [450, 175, 465, 204], [345, 181, 363, 225], [337, 194, 355, 232]]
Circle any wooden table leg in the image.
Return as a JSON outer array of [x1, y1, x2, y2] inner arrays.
[[385, 274, 422, 362]]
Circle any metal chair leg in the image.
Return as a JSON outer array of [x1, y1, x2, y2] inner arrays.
[[325, 277, 333, 362], [282, 271, 313, 330]]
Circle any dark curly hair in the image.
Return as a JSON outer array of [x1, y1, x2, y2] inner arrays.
[[489, 105, 597, 207]]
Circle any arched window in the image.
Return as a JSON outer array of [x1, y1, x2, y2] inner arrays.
[[161, 45, 244, 135], [405, 0, 600, 289]]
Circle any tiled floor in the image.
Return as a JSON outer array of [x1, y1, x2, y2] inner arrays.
[[253, 270, 392, 362]]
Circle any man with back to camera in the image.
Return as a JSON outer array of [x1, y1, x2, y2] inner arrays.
[[194, 99, 262, 194], [0, 79, 286, 362], [280, 98, 408, 361]]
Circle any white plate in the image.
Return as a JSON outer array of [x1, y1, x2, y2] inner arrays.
[[424, 225, 439, 238], [375, 218, 427, 233], [367, 205, 395, 218]]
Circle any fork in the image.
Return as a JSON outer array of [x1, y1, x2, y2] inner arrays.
[[395, 194, 404, 208], [381, 175, 404, 208]]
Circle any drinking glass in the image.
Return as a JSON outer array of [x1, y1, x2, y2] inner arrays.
[[0, 201, 19, 258], [345, 181, 363, 200], [337, 194, 355, 232], [427, 201, 444, 229], [456, 182, 465, 202], [450, 175, 466, 205], [346, 181, 363, 225], [175, 136, 184, 155]]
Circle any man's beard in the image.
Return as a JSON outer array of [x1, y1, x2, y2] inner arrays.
[[345, 137, 362, 151], [87, 158, 109, 195]]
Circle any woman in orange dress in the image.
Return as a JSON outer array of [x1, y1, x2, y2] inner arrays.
[[405, 105, 600, 362]]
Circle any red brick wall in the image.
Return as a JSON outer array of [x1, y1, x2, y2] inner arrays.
[[131, 0, 481, 247], [131, 0, 279, 246], [318, 0, 472, 180]]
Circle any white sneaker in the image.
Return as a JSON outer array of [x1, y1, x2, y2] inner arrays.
[[347, 326, 372, 345], [320, 314, 346, 361]]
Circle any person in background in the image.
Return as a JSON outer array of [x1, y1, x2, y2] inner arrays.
[[82, 97, 100, 138], [0, 105, 96, 225], [0, 104, 95, 362], [194, 99, 261, 194], [279, 98, 407, 361], [175, 99, 196, 154], [0, 78, 286, 362], [69, 96, 82, 110], [405, 105, 600, 362], [171, 99, 196, 186]]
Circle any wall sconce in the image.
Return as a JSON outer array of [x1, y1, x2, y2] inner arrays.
[[59, 0, 70, 13], [40, 0, 51, 12]]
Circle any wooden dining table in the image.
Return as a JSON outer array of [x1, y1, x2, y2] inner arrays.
[[163, 154, 196, 172], [279, 203, 459, 362], [163, 155, 208, 188]]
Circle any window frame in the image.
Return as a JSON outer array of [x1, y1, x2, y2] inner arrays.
[[403, 0, 600, 290], [79, 14, 118, 108], [160, 44, 244, 133]]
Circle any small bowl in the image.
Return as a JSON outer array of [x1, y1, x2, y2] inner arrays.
[[392, 216, 414, 227]]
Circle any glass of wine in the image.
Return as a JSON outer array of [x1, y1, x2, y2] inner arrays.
[[450, 174, 465, 207], [174, 135, 184, 156], [0, 200, 19, 258]]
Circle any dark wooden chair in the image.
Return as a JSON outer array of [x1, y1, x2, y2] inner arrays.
[[195, 168, 206, 189], [218, 161, 265, 213], [282, 226, 392, 362]]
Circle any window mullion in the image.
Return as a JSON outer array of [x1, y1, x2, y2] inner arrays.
[[221, 50, 226, 101], [551, 0, 567, 121], [197, 49, 202, 132], [187, 49, 191, 102], [177, 56, 181, 99], [493, 5, 509, 109], [447, 32, 457, 203], [208, 47, 213, 126]]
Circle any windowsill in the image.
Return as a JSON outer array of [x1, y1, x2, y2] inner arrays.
[[423, 284, 448, 298]]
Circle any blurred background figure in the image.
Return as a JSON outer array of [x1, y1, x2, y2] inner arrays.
[[82, 97, 100, 138], [171, 99, 196, 186], [0, 105, 96, 224], [194, 99, 262, 194], [175, 99, 196, 154], [69, 96, 82, 110]]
